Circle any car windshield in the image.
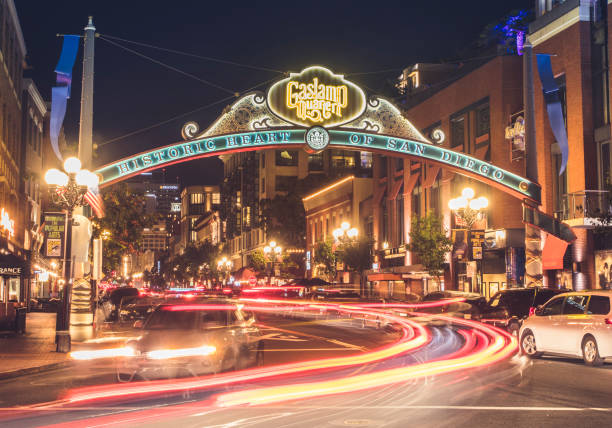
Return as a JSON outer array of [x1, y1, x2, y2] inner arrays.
[[145, 309, 224, 330]]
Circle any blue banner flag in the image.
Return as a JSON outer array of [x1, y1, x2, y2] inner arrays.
[[55, 35, 80, 77], [50, 35, 80, 161], [536, 54, 568, 175]]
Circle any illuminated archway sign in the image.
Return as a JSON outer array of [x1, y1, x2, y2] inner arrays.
[[95, 65, 541, 205]]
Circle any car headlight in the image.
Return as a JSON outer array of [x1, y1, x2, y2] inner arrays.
[[146, 345, 216, 360]]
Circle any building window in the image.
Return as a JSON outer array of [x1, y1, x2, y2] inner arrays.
[[395, 157, 403, 171], [450, 115, 465, 149], [412, 178, 422, 217], [600, 142, 611, 189], [212, 193, 220, 204], [592, 4, 610, 128], [553, 152, 568, 216], [275, 175, 297, 192], [475, 103, 490, 137], [190, 193, 204, 204], [381, 199, 389, 243], [276, 150, 298, 166], [308, 153, 324, 171], [397, 191, 404, 245], [379, 156, 387, 178], [360, 151, 372, 169], [331, 150, 356, 169]]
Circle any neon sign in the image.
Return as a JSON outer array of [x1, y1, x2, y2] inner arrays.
[[267, 66, 366, 128], [0, 208, 14, 238], [287, 78, 348, 122], [96, 130, 540, 204]]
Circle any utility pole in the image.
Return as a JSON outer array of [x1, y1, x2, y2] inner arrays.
[[523, 41, 543, 288], [69, 17, 96, 341], [78, 16, 95, 170]]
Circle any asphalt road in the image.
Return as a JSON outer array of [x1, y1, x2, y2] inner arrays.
[[1, 313, 612, 428]]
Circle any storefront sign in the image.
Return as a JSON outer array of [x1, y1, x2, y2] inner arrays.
[[0, 267, 21, 275], [267, 66, 366, 128], [0, 208, 14, 238], [42, 212, 65, 258]]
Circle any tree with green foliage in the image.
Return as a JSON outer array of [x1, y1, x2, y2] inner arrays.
[[408, 212, 453, 287], [166, 240, 220, 284], [260, 193, 306, 247], [92, 183, 159, 275], [313, 239, 336, 282], [337, 236, 373, 295], [247, 249, 267, 273]]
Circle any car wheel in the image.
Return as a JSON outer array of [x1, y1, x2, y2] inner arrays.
[[582, 336, 604, 366], [520, 330, 541, 358]]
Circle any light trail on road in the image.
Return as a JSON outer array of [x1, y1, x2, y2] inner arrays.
[[0, 298, 518, 428]]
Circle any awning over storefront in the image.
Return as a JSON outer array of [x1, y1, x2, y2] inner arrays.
[[367, 273, 403, 281], [542, 232, 569, 270], [0, 254, 29, 276]]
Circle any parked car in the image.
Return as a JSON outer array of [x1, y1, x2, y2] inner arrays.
[[116, 301, 264, 381], [519, 291, 612, 365], [420, 291, 488, 321], [481, 287, 565, 335], [100, 287, 140, 322]]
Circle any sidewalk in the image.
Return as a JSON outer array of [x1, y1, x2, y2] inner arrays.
[[0, 312, 138, 380], [0, 312, 69, 379]]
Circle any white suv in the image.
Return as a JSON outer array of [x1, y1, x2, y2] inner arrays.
[[519, 291, 612, 366]]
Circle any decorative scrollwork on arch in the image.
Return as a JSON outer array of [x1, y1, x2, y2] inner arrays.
[[181, 121, 199, 140]]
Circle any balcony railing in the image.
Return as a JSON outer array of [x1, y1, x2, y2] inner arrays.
[[561, 190, 612, 226]]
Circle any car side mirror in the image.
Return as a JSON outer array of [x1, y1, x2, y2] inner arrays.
[[133, 320, 144, 329], [534, 305, 543, 316]]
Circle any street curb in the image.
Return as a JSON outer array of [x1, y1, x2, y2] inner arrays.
[[0, 361, 71, 380]]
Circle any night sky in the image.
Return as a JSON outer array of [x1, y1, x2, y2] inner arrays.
[[16, 0, 531, 187]]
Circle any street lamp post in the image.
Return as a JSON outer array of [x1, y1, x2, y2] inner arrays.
[[263, 241, 282, 283], [448, 187, 488, 294], [217, 256, 232, 285], [45, 157, 98, 353]]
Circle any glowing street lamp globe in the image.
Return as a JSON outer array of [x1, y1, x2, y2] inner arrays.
[[341, 221, 350, 231], [63, 157, 82, 174], [461, 187, 475, 199], [45, 168, 69, 186], [347, 227, 359, 238]]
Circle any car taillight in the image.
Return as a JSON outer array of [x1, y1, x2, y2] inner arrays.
[[529, 307, 536, 317], [605, 318, 612, 325]]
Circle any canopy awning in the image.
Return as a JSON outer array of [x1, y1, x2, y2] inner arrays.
[[542, 232, 569, 270], [367, 273, 403, 281]]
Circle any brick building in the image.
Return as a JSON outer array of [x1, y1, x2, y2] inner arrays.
[[529, 0, 612, 290], [370, 55, 527, 298]]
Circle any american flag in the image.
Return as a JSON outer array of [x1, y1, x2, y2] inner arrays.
[[85, 185, 105, 218]]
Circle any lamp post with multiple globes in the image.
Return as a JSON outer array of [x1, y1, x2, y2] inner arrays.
[[45, 157, 98, 353], [217, 256, 233, 285], [263, 241, 283, 282], [448, 187, 488, 294]]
